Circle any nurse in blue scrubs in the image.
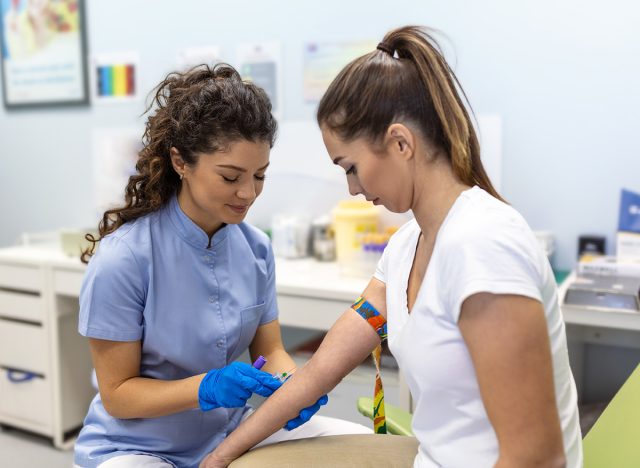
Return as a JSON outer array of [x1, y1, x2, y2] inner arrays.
[[74, 64, 369, 468]]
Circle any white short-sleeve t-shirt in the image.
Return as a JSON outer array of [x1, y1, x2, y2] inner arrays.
[[374, 186, 582, 468]]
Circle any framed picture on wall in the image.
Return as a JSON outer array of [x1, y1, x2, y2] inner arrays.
[[0, 0, 89, 109]]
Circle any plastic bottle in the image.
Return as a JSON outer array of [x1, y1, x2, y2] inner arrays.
[[331, 200, 379, 276]]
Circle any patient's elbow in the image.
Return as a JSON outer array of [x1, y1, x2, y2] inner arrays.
[[101, 397, 120, 418], [537, 453, 566, 468], [100, 392, 132, 419], [500, 447, 566, 468], [549, 452, 566, 468]]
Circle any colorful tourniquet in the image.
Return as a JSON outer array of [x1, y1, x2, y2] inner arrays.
[[372, 344, 387, 434], [351, 296, 387, 434], [351, 297, 388, 340]]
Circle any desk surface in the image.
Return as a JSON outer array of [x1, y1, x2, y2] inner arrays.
[[0, 245, 369, 301], [3, 245, 637, 331], [0, 244, 83, 269], [558, 271, 640, 331]]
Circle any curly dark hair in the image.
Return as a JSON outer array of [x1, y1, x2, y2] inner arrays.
[[81, 63, 277, 263]]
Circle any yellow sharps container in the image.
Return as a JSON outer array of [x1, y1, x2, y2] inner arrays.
[[331, 199, 379, 275]]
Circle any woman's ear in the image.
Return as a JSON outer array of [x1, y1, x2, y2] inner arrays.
[[386, 123, 416, 161], [170, 147, 186, 179]]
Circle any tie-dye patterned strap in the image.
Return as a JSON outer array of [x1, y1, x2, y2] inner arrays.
[[351, 296, 387, 341], [351, 297, 387, 433], [372, 344, 387, 434]]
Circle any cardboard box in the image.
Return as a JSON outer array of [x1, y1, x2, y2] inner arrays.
[[578, 254, 640, 277], [617, 231, 640, 260]]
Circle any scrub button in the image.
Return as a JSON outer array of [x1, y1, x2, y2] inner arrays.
[[216, 340, 225, 348]]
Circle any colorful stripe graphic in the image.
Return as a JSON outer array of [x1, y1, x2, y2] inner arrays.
[[97, 64, 136, 97]]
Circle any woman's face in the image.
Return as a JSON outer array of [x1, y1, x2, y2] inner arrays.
[[178, 140, 270, 234], [321, 128, 413, 213]]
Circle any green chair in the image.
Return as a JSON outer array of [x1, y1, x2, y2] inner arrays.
[[357, 362, 640, 465], [583, 363, 640, 467], [357, 397, 414, 436]]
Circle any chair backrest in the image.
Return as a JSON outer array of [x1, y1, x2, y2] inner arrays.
[[583, 363, 640, 467], [357, 397, 413, 436]]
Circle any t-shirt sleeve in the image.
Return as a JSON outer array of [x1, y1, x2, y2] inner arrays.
[[78, 236, 146, 341], [374, 219, 416, 284], [441, 224, 543, 323], [373, 239, 391, 284], [259, 243, 279, 325]]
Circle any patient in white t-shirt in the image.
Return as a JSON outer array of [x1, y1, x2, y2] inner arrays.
[[201, 25, 582, 468]]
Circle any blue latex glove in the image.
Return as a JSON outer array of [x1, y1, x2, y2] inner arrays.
[[284, 394, 329, 430], [198, 362, 282, 411]]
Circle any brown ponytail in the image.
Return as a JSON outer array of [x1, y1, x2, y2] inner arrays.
[[81, 63, 277, 263], [317, 25, 503, 202]]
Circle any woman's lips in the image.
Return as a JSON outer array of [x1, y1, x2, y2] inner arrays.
[[227, 204, 248, 214]]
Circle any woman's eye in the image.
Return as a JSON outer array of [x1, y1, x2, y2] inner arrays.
[[222, 176, 240, 183], [346, 165, 356, 175], [254, 174, 266, 181]]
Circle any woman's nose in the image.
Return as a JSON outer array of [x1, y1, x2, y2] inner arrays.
[[237, 182, 257, 201], [347, 178, 362, 197]]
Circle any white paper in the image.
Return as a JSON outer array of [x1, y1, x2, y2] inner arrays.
[[236, 41, 283, 118], [303, 40, 375, 102]]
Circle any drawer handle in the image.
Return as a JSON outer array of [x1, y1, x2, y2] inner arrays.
[[6, 369, 37, 383]]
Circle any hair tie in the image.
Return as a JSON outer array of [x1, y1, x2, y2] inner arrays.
[[376, 42, 393, 56]]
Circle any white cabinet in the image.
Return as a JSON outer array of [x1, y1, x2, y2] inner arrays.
[[0, 319, 49, 374], [0, 247, 413, 451], [0, 290, 43, 322], [0, 248, 95, 449]]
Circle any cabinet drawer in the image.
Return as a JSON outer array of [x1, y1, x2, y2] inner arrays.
[[53, 269, 84, 296], [0, 264, 41, 292], [0, 369, 52, 430], [0, 290, 43, 322], [277, 294, 347, 330], [0, 320, 48, 375]]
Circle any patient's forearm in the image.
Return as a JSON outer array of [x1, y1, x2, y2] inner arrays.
[[212, 310, 380, 462]]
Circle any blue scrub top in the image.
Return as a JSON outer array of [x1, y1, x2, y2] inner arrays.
[[74, 194, 278, 468]]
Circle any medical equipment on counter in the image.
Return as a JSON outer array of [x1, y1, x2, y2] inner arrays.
[[563, 274, 640, 313], [271, 214, 311, 259], [578, 255, 640, 277], [618, 231, 640, 260], [348, 228, 398, 278], [332, 200, 379, 275], [310, 215, 336, 262]]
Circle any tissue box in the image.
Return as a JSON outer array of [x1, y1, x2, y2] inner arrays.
[[617, 231, 640, 260]]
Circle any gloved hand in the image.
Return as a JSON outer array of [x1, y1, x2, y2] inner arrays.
[[198, 362, 282, 411], [284, 394, 329, 430]]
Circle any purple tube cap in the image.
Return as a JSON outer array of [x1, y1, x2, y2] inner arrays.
[[252, 355, 267, 370]]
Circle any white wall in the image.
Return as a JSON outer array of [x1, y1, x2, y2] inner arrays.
[[1, 0, 639, 270]]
